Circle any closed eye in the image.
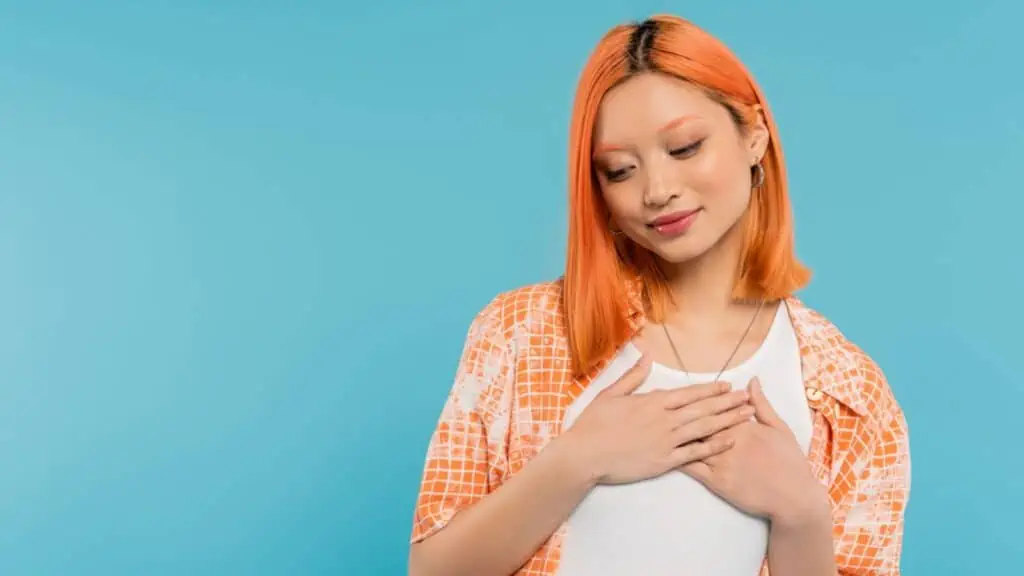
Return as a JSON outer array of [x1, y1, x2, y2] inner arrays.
[[603, 165, 634, 182], [670, 139, 705, 158]]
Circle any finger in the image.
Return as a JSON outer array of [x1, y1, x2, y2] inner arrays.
[[749, 377, 785, 430], [597, 355, 652, 398], [671, 403, 753, 446], [679, 460, 714, 484], [670, 389, 750, 425], [661, 380, 732, 409], [671, 436, 732, 469]]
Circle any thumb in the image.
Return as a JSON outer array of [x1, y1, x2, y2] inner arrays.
[[599, 356, 652, 398], [749, 377, 785, 429]]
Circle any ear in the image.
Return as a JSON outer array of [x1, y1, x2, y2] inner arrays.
[[745, 105, 770, 165]]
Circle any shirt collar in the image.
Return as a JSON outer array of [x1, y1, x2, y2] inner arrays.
[[780, 298, 871, 417]]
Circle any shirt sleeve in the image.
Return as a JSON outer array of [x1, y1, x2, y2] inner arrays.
[[833, 399, 912, 575], [410, 301, 512, 543]]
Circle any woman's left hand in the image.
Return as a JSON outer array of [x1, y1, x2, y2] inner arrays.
[[679, 378, 831, 526]]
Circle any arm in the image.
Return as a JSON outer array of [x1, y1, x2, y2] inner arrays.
[[765, 484, 838, 576], [763, 403, 910, 576], [831, 406, 911, 575], [407, 302, 594, 576], [409, 434, 595, 576]]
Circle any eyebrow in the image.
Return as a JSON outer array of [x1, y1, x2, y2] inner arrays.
[[593, 114, 699, 155]]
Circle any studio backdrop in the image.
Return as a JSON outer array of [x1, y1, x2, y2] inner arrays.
[[0, 0, 1021, 574]]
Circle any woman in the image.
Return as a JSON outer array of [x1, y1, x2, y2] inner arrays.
[[408, 14, 910, 576]]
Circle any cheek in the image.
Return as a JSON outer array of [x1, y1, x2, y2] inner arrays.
[[688, 147, 749, 207], [600, 185, 642, 223]]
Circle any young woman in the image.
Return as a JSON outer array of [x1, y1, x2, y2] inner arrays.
[[408, 14, 910, 576]]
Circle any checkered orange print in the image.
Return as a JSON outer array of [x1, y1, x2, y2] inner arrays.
[[412, 281, 910, 575]]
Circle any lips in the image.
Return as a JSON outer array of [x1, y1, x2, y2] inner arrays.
[[647, 208, 702, 237], [649, 209, 701, 228]]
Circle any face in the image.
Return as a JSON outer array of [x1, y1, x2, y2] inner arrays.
[[592, 72, 769, 265]]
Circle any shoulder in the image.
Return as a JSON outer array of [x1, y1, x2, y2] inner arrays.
[[468, 278, 567, 344], [451, 280, 569, 411], [786, 298, 904, 429]]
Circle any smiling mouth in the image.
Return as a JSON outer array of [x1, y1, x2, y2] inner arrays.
[[647, 208, 702, 237]]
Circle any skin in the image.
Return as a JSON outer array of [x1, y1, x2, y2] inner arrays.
[[592, 71, 778, 374], [409, 72, 836, 576], [593, 73, 763, 273]]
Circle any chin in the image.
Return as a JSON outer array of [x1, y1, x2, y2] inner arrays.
[[652, 247, 709, 265], [646, 236, 717, 264]]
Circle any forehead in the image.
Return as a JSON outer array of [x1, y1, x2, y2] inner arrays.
[[594, 72, 724, 143]]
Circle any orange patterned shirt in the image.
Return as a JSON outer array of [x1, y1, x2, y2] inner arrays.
[[411, 280, 911, 575]]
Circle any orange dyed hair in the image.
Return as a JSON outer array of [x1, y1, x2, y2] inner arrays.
[[564, 14, 811, 375]]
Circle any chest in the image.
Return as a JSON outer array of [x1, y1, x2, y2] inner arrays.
[[501, 305, 830, 483], [564, 342, 813, 451], [534, 330, 811, 575]]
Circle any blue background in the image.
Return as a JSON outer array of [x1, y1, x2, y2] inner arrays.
[[1, 0, 1021, 573]]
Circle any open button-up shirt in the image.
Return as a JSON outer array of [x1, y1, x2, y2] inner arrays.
[[411, 280, 911, 575]]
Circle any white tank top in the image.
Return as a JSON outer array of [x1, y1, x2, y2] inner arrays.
[[557, 304, 813, 576]]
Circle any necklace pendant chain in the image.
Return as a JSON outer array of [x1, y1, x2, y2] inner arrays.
[[662, 300, 766, 384]]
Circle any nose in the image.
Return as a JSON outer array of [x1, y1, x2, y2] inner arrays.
[[642, 160, 679, 207]]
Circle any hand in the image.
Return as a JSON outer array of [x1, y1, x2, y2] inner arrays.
[[679, 378, 830, 526], [563, 356, 755, 486]]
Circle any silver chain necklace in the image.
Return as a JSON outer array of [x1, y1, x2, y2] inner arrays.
[[661, 299, 765, 384]]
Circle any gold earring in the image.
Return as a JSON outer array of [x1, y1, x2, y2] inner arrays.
[[751, 163, 765, 188]]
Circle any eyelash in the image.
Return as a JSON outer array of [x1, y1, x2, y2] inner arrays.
[[603, 138, 705, 182], [669, 138, 704, 158]]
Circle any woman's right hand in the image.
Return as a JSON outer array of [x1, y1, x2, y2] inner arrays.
[[563, 356, 753, 486]]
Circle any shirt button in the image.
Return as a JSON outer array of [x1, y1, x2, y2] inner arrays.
[[805, 387, 824, 403]]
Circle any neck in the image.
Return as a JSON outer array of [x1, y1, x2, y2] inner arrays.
[[659, 226, 748, 323]]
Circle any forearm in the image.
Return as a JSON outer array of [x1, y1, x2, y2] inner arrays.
[[409, 434, 594, 576], [767, 489, 837, 576]]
